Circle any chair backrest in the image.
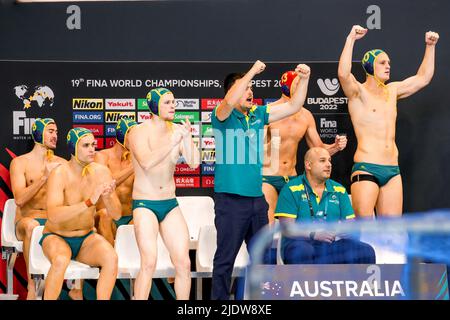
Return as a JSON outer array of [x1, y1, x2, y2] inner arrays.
[[177, 196, 215, 250], [196, 225, 249, 273], [28, 226, 50, 275], [115, 225, 140, 269], [115, 225, 175, 278], [1, 199, 21, 249]]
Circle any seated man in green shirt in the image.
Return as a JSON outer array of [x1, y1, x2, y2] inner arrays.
[[275, 147, 375, 264]]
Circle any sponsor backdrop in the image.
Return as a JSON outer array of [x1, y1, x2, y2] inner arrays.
[[0, 0, 449, 301]]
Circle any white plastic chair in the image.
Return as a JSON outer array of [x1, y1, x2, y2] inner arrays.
[[115, 225, 175, 279], [1, 199, 22, 252], [1, 199, 21, 299], [177, 196, 215, 250], [29, 226, 100, 299], [195, 225, 249, 300], [196, 225, 249, 273]]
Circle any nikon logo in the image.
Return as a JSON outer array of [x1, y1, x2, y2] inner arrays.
[[202, 150, 216, 163], [105, 112, 136, 123], [73, 98, 104, 110]]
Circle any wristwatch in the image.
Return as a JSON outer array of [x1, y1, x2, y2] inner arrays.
[[309, 231, 316, 241]]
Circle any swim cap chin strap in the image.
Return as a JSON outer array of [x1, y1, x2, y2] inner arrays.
[[362, 49, 389, 100]]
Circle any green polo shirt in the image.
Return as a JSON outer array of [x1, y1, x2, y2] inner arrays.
[[275, 174, 355, 257], [274, 174, 355, 222], [211, 105, 270, 197]]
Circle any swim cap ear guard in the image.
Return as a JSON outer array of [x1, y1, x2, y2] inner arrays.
[[115, 117, 138, 147], [32, 118, 55, 145], [280, 71, 298, 98], [146, 88, 173, 116]]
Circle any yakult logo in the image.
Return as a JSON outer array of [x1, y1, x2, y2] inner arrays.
[[105, 99, 135, 110]]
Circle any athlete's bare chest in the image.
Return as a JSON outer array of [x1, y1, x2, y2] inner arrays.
[[64, 173, 96, 202], [269, 115, 307, 140], [25, 166, 45, 186], [148, 129, 177, 153], [351, 90, 397, 121], [24, 160, 45, 186]]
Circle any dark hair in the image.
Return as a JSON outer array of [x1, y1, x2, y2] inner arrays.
[[223, 72, 246, 94]]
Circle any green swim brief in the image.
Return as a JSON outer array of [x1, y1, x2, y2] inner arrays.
[[352, 162, 400, 186], [262, 175, 297, 193], [132, 198, 179, 223], [39, 231, 95, 260]]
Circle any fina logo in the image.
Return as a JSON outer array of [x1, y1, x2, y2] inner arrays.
[[317, 78, 340, 96]]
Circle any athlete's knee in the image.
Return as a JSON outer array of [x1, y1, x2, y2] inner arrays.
[[140, 256, 157, 274], [51, 255, 71, 270], [24, 220, 40, 237], [173, 254, 191, 273], [98, 245, 118, 267]]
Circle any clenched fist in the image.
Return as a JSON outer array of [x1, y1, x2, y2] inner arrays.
[[349, 25, 368, 40], [334, 134, 347, 151], [295, 64, 311, 79], [425, 31, 439, 46], [250, 60, 266, 76]]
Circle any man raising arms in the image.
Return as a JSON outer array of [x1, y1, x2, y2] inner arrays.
[[338, 25, 439, 217]]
